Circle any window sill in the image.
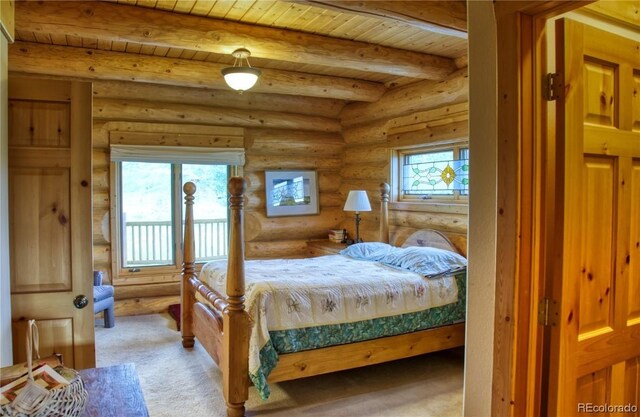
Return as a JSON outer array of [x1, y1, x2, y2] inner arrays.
[[113, 263, 205, 286], [389, 201, 468, 215]]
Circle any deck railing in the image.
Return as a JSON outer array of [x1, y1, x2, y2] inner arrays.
[[124, 219, 227, 266]]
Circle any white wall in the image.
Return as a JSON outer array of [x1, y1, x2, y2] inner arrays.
[[0, 33, 12, 366], [464, 1, 497, 415]]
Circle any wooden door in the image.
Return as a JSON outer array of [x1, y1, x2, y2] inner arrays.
[[547, 19, 640, 415], [8, 77, 94, 369]]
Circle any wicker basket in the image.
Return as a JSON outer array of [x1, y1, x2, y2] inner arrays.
[[0, 321, 88, 417]]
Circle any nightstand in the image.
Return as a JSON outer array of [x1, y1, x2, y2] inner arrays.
[[306, 240, 347, 257]]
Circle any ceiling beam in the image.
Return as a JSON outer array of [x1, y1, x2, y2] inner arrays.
[[301, 1, 468, 39], [15, 1, 456, 80], [8, 42, 386, 102]]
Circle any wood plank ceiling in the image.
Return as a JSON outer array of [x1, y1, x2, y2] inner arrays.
[[11, 0, 468, 101]]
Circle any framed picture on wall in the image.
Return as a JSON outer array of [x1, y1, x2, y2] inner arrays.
[[264, 170, 319, 217]]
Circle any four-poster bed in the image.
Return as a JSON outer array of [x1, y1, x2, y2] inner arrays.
[[181, 177, 466, 417]]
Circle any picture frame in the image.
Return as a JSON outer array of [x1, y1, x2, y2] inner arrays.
[[264, 170, 319, 217]]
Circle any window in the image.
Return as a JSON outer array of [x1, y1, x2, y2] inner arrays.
[[110, 144, 244, 280], [395, 143, 469, 202], [119, 162, 229, 269]]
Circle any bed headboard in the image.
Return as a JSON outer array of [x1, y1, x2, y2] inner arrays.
[[400, 229, 466, 257]]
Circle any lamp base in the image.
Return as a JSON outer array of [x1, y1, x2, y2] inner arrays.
[[353, 212, 363, 244]]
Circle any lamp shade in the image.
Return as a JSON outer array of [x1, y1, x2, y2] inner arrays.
[[221, 67, 261, 92], [344, 190, 371, 212]]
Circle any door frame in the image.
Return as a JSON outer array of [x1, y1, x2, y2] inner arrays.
[[490, 1, 590, 416]]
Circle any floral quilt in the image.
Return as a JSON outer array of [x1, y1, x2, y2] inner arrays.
[[200, 255, 464, 399]]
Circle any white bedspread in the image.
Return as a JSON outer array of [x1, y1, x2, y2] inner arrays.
[[200, 255, 459, 378]]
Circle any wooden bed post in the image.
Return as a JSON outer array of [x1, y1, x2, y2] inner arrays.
[[379, 183, 390, 243], [181, 182, 196, 348], [223, 177, 250, 417]]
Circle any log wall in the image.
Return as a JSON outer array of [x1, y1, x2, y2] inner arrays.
[[90, 81, 346, 315], [20, 70, 468, 315], [339, 69, 469, 249]]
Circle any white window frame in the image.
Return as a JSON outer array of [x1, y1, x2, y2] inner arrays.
[[111, 162, 238, 284], [109, 144, 243, 286]]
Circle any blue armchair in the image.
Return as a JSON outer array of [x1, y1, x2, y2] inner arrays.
[[94, 271, 115, 328]]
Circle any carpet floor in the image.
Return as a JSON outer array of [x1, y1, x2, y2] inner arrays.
[[95, 313, 464, 417]]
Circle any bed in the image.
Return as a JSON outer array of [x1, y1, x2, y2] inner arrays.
[[180, 178, 467, 417]]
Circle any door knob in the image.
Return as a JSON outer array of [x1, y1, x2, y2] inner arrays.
[[73, 295, 89, 309]]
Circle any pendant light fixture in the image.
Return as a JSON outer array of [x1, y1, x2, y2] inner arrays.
[[221, 48, 261, 93]]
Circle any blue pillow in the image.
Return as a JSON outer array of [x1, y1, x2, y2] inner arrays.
[[379, 246, 467, 278], [339, 242, 396, 261]]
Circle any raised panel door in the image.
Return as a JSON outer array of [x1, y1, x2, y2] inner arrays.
[[548, 19, 640, 415], [8, 78, 94, 369]]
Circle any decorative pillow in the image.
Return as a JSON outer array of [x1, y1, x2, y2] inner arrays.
[[339, 242, 396, 261], [379, 246, 467, 278]]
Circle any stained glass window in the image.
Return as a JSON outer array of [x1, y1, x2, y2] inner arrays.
[[398, 145, 469, 200]]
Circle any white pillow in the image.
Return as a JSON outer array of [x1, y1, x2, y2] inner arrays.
[[339, 242, 396, 261], [379, 246, 467, 277]]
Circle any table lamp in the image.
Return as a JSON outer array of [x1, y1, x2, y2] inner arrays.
[[343, 190, 371, 243]]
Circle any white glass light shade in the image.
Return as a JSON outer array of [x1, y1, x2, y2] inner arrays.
[[221, 67, 261, 92], [343, 190, 371, 212]]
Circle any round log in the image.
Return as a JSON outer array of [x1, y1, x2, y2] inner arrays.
[[93, 149, 110, 169], [340, 162, 389, 181], [338, 181, 389, 202], [245, 129, 344, 157], [388, 119, 469, 148], [93, 167, 110, 191], [245, 240, 310, 259], [94, 98, 342, 132], [92, 209, 110, 245], [344, 144, 389, 165], [386, 102, 468, 131], [93, 244, 111, 266], [244, 208, 344, 241], [93, 121, 110, 149], [340, 68, 469, 127], [246, 141, 344, 158], [93, 80, 345, 118], [390, 210, 468, 233], [93, 191, 110, 209], [245, 155, 342, 171], [342, 120, 389, 145]]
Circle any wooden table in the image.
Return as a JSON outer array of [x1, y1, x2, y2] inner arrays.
[[79, 363, 149, 417]]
